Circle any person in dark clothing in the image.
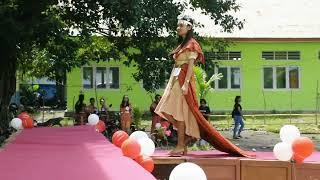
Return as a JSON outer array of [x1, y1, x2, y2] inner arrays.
[[199, 99, 211, 120], [232, 96, 245, 139], [75, 94, 86, 125]]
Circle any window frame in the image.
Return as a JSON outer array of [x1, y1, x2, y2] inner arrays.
[[262, 66, 301, 90], [213, 66, 242, 90], [81, 65, 120, 91], [262, 51, 301, 60], [205, 51, 242, 61]]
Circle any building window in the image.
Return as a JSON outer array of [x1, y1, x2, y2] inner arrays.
[[263, 66, 300, 89], [82, 66, 120, 89], [109, 67, 120, 89], [83, 67, 93, 89], [210, 66, 241, 90], [218, 67, 228, 89], [231, 67, 241, 89], [263, 67, 273, 89], [205, 51, 241, 61], [262, 51, 300, 60], [96, 67, 107, 88]]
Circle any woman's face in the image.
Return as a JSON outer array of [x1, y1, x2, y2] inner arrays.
[[177, 22, 191, 37], [124, 96, 129, 102]]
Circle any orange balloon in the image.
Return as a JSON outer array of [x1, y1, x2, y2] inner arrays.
[[18, 112, 30, 122], [22, 117, 34, 129], [292, 153, 305, 164], [135, 155, 154, 172], [95, 120, 106, 133], [292, 137, 315, 158], [112, 131, 129, 148], [121, 139, 141, 159]]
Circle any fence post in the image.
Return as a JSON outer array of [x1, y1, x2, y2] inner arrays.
[[262, 90, 267, 125], [290, 89, 293, 124], [316, 80, 319, 125]]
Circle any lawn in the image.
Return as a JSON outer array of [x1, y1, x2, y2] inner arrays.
[[141, 114, 320, 134]]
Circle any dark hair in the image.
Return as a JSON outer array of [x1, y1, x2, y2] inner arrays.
[[75, 94, 85, 113], [121, 95, 130, 107], [234, 96, 241, 103], [155, 94, 161, 99], [79, 94, 84, 102], [90, 98, 95, 101], [178, 29, 194, 48], [200, 99, 206, 104]]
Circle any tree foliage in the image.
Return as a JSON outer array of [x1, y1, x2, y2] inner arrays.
[[0, 0, 244, 127]]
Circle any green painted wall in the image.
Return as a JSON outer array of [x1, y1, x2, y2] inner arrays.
[[67, 40, 320, 112]]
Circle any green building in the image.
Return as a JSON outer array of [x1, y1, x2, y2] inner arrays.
[[66, 38, 320, 113]]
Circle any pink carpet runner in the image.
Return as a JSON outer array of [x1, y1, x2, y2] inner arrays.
[[0, 126, 156, 180]]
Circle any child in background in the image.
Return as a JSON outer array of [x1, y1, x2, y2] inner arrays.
[[199, 99, 211, 120]]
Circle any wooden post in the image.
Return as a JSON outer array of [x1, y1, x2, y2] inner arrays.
[[316, 81, 319, 125], [290, 89, 293, 124]]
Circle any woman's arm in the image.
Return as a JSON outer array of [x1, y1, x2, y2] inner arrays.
[[182, 58, 195, 95], [238, 106, 245, 120]]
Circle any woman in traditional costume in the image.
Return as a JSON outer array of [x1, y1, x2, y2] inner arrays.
[[120, 95, 132, 133], [155, 15, 253, 157]]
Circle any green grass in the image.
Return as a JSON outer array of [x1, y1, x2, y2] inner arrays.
[[140, 114, 320, 134], [54, 114, 320, 134]]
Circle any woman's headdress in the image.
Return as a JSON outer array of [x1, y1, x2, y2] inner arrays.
[[177, 14, 194, 27]]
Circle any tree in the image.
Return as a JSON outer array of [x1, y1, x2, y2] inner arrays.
[[0, 0, 244, 128], [0, 0, 65, 129]]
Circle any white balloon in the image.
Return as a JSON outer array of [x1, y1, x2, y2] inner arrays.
[[10, 118, 23, 130], [280, 125, 300, 144], [88, 114, 99, 125], [130, 131, 148, 141], [169, 162, 207, 180], [138, 137, 155, 156], [155, 123, 161, 129], [273, 142, 293, 161]]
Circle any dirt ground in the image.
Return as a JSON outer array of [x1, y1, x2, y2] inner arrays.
[[220, 130, 320, 152]]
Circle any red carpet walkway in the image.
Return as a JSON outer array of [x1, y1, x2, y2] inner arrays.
[[0, 126, 156, 180]]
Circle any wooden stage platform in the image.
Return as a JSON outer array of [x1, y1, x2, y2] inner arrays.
[[151, 151, 320, 180]]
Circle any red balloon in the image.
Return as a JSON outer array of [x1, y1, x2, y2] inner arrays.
[[121, 139, 141, 159], [22, 117, 34, 129], [112, 131, 129, 148], [18, 112, 33, 129], [292, 137, 315, 159], [135, 155, 154, 173], [292, 153, 305, 164], [95, 120, 106, 133], [18, 112, 30, 122]]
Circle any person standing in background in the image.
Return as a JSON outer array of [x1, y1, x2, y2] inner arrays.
[[86, 98, 97, 115], [120, 95, 132, 134], [199, 99, 211, 121], [232, 96, 245, 139], [74, 94, 86, 125]]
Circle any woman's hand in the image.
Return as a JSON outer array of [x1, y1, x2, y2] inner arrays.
[[181, 82, 189, 95]]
